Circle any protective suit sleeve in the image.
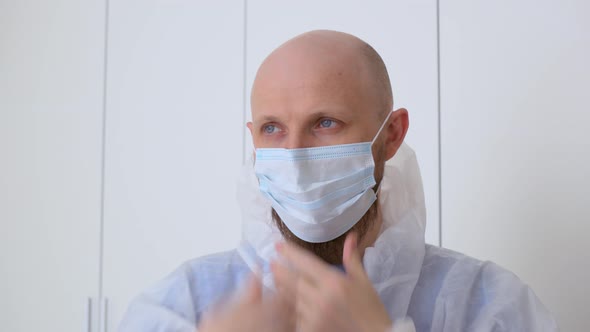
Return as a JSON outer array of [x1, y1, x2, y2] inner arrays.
[[118, 263, 199, 332], [466, 263, 559, 332], [470, 287, 558, 331]]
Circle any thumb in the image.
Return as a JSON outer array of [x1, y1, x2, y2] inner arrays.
[[343, 232, 365, 280], [241, 272, 263, 304]]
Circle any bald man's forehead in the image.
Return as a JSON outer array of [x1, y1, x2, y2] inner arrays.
[[254, 30, 370, 80], [251, 30, 392, 124], [253, 54, 364, 96], [257, 41, 364, 77]]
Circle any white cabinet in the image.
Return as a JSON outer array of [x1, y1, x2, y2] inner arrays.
[[101, 1, 245, 330], [245, 0, 441, 245], [440, 1, 590, 330], [0, 1, 105, 331]]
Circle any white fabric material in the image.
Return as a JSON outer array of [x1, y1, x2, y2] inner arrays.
[[118, 143, 558, 332]]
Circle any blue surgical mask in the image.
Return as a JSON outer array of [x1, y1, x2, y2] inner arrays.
[[254, 111, 392, 243]]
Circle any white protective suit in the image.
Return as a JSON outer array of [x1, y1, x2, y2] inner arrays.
[[119, 143, 558, 332]]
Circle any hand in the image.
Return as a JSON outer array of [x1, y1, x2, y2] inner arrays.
[[271, 232, 393, 332], [197, 274, 295, 332]]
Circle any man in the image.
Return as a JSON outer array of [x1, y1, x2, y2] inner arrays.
[[120, 30, 557, 331]]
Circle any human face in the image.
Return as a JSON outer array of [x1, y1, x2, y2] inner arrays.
[[247, 68, 389, 264], [247, 34, 387, 151]]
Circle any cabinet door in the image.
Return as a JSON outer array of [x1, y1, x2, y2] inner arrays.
[[440, 1, 590, 330], [245, 0, 440, 244], [0, 1, 104, 331], [102, 1, 245, 330]]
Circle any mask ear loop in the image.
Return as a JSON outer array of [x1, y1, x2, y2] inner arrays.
[[371, 110, 394, 146], [372, 110, 394, 196]]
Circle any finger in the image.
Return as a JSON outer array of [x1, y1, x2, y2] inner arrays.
[[271, 260, 317, 309], [270, 260, 297, 300], [295, 270, 319, 309], [266, 294, 297, 332], [294, 278, 327, 332], [276, 241, 336, 282], [342, 231, 358, 266], [291, 279, 319, 330], [342, 232, 366, 281], [240, 273, 262, 304]]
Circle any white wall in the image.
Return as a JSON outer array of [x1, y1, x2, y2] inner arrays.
[[440, 1, 590, 331]]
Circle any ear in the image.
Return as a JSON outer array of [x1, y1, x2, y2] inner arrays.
[[246, 121, 256, 146], [384, 108, 409, 161]]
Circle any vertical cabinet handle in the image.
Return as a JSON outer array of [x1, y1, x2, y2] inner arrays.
[[86, 297, 93, 332], [102, 297, 109, 332]]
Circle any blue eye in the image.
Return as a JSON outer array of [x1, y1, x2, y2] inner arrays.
[[263, 124, 278, 134], [319, 119, 335, 128]]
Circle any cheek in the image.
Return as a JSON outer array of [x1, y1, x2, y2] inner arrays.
[[254, 135, 287, 148], [316, 127, 368, 146]]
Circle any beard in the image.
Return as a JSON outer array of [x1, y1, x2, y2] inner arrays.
[[272, 142, 387, 265], [272, 199, 380, 265]]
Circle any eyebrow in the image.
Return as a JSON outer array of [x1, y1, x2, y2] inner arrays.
[[256, 115, 282, 123], [255, 110, 351, 124]]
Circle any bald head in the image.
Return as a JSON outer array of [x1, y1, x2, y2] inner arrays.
[[252, 30, 393, 121]]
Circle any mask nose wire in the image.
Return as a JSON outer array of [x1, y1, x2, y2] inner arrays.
[[371, 110, 394, 146]]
